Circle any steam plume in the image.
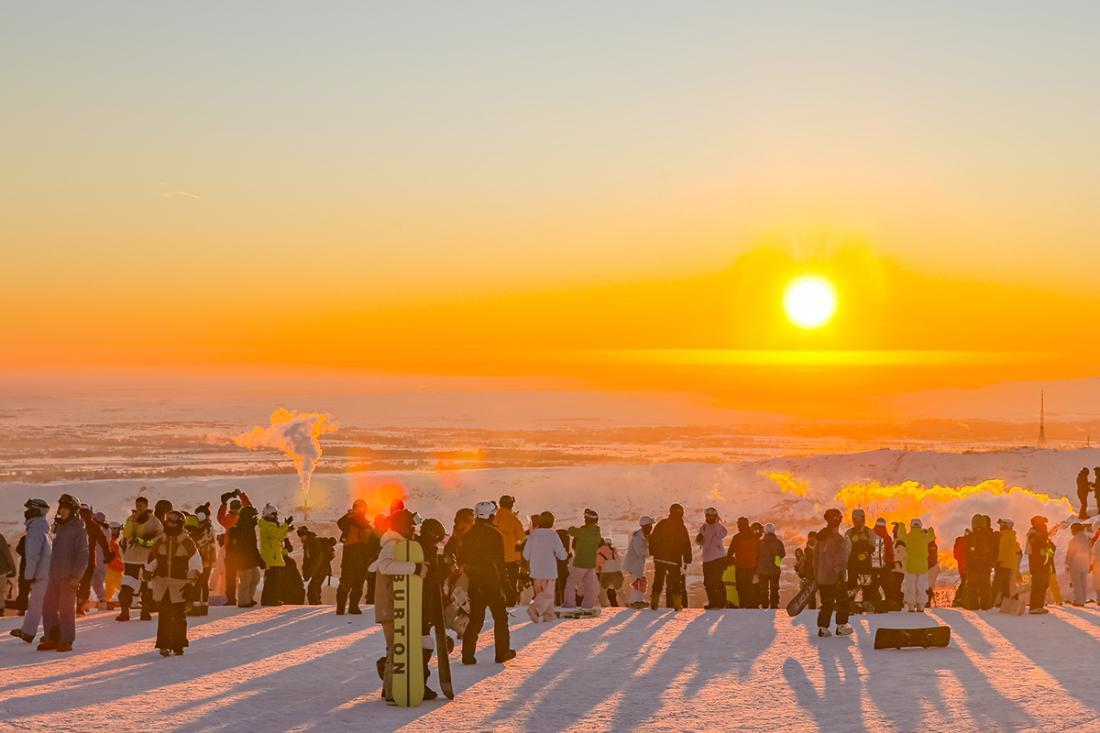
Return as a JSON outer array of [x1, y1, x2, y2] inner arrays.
[[234, 409, 336, 505]]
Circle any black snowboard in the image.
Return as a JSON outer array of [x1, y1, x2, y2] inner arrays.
[[435, 577, 454, 699], [786, 579, 818, 617], [874, 626, 951, 650]]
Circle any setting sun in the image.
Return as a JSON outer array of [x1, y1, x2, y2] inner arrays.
[[783, 275, 838, 330]]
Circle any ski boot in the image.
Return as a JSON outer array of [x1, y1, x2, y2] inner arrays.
[[836, 624, 854, 636], [817, 627, 832, 637], [56, 642, 73, 652], [10, 629, 34, 643], [496, 649, 517, 663], [160, 649, 172, 657]]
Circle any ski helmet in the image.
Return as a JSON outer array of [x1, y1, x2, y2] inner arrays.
[[420, 518, 446, 545], [474, 501, 497, 520], [57, 494, 81, 513], [584, 508, 599, 522], [24, 498, 49, 514], [639, 515, 655, 527], [262, 503, 278, 519]]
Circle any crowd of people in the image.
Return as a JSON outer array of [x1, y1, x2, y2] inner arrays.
[[3, 488, 1097, 700]]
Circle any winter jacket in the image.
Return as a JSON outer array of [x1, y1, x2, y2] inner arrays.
[[997, 528, 1021, 569], [897, 525, 935, 574], [846, 526, 874, 573], [727, 530, 759, 570], [649, 517, 692, 566], [258, 518, 290, 568], [696, 522, 729, 563], [122, 512, 163, 565], [757, 532, 786, 577], [217, 491, 252, 530], [871, 526, 894, 570], [813, 525, 851, 586], [892, 543, 907, 575], [623, 528, 650, 577], [1066, 532, 1091, 573], [1026, 527, 1053, 572], [953, 536, 968, 574], [523, 527, 567, 580], [146, 532, 203, 604], [493, 507, 526, 564], [369, 530, 419, 624], [966, 519, 997, 572], [568, 523, 602, 569], [22, 515, 52, 581], [49, 515, 90, 584], [188, 521, 217, 571], [457, 519, 507, 590], [108, 537, 124, 573], [0, 534, 15, 577], [227, 516, 263, 571], [84, 515, 110, 568], [597, 544, 622, 574]]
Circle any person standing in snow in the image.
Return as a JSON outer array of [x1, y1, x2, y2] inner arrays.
[[217, 489, 252, 605], [38, 494, 89, 652], [105, 521, 124, 605], [649, 504, 692, 610], [889, 539, 907, 606], [624, 516, 654, 608], [564, 509, 602, 610], [258, 504, 292, 606], [146, 510, 203, 656], [696, 507, 728, 610], [336, 499, 378, 615], [492, 495, 525, 607], [845, 509, 874, 610], [870, 518, 894, 606], [228, 506, 263, 608], [795, 532, 818, 610], [1065, 522, 1091, 606], [457, 501, 515, 665], [77, 504, 110, 615], [814, 508, 853, 637], [185, 505, 217, 616], [757, 523, 785, 609], [1077, 468, 1092, 519], [118, 496, 163, 622], [523, 511, 567, 622], [11, 499, 51, 643], [992, 518, 1021, 606], [596, 538, 623, 607], [964, 515, 996, 610], [896, 519, 935, 612], [1026, 516, 1052, 614], [0, 531, 15, 615], [726, 517, 759, 609], [370, 509, 431, 702]]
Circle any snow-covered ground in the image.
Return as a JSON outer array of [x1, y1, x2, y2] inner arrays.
[[2, 604, 1099, 732]]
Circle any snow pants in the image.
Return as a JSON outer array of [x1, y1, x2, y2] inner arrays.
[[966, 567, 992, 610], [502, 561, 521, 607], [261, 567, 283, 606], [563, 566, 598, 608], [651, 561, 682, 608], [903, 572, 929, 609], [817, 582, 849, 629], [20, 579, 47, 638], [462, 582, 511, 662], [1029, 565, 1049, 611], [1070, 569, 1089, 605], [42, 578, 77, 646], [735, 567, 756, 609], [237, 567, 260, 606], [155, 598, 188, 652], [224, 554, 238, 605], [759, 572, 780, 609], [119, 562, 153, 618], [702, 558, 726, 609], [529, 578, 555, 620], [993, 566, 1012, 605], [105, 568, 122, 603]]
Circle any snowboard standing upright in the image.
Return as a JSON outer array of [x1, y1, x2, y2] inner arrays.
[[435, 575, 454, 699], [393, 540, 424, 708]]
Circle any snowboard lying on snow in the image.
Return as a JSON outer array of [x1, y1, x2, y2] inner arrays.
[[874, 626, 951, 650], [556, 608, 601, 619]]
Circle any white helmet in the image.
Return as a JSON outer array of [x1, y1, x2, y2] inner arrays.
[[474, 501, 498, 520], [639, 515, 655, 527], [262, 504, 278, 518]]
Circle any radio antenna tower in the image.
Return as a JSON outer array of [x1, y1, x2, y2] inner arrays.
[[1037, 390, 1047, 448]]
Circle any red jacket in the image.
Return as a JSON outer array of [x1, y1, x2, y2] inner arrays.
[[217, 491, 252, 530], [726, 530, 759, 569], [953, 535, 967, 574]]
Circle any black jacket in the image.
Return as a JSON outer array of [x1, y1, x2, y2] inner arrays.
[[457, 519, 506, 591], [228, 518, 263, 570], [649, 516, 692, 565]]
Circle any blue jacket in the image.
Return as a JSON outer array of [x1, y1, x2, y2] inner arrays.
[[49, 515, 89, 584], [23, 515, 52, 581]]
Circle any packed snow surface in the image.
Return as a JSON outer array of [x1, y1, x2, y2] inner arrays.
[[2, 604, 1098, 732]]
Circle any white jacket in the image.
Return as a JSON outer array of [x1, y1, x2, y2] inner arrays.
[[624, 528, 649, 578], [23, 516, 52, 581], [1066, 533, 1091, 573], [523, 528, 566, 580]]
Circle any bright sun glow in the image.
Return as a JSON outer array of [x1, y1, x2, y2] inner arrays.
[[783, 275, 838, 329]]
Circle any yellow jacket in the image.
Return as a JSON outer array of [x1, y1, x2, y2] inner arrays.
[[258, 518, 290, 568], [493, 507, 526, 563], [997, 528, 1020, 569]]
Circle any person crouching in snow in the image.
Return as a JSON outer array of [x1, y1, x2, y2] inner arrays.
[[371, 509, 431, 702], [146, 510, 203, 656], [896, 518, 934, 612], [624, 516, 654, 608], [813, 508, 853, 637], [564, 509, 602, 610], [523, 511, 567, 622]]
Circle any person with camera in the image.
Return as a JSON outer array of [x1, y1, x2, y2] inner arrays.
[[217, 488, 252, 605], [258, 504, 292, 606], [336, 499, 379, 615]]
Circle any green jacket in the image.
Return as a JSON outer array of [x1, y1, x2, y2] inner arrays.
[[258, 518, 290, 568], [897, 525, 935, 574], [568, 523, 602, 569]]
